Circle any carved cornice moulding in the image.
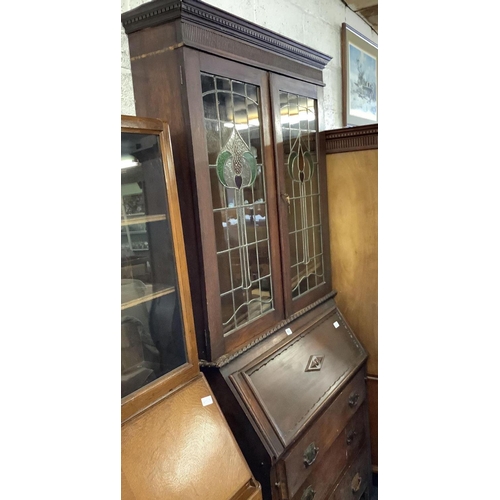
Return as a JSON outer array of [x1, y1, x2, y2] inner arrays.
[[122, 0, 332, 70], [323, 124, 378, 154]]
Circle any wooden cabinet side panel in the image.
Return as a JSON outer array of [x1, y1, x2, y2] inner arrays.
[[326, 149, 378, 470], [128, 30, 210, 359], [326, 150, 378, 375]]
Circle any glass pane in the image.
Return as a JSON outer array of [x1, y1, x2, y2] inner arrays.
[[278, 92, 325, 300], [121, 132, 187, 398], [200, 72, 275, 336]]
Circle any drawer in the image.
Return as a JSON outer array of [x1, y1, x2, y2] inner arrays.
[[283, 369, 367, 498], [290, 432, 346, 500], [328, 448, 371, 500]]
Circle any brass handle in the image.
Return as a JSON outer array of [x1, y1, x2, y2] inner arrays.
[[281, 192, 291, 213], [351, 473, 362, 493], [348, 392, 359, 408], [346, 430, 357, 445], [303, 442, 320, 466], [301, 485, 316, 500]]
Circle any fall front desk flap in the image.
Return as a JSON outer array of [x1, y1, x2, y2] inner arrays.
[[122, 374, 261, 500], [227, 299, 367, 456]]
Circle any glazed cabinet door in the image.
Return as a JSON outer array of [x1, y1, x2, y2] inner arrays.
[[121, 116, 199, 422], [270, 74, 332, 318], [184, 50, 284, 359]]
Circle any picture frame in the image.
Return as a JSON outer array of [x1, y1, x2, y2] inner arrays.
[[341, 23, 378, 126]]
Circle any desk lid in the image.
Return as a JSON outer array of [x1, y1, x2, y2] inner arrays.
[[227, 299, 367, 457]]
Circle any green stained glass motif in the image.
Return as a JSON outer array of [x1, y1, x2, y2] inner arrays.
[[201, 72, 274, 336], [216, 127, 257, 190]]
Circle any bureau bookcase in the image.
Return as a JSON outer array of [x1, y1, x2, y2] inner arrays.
[[122, 2, 372, 498]]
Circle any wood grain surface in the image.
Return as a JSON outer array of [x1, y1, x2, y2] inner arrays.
[[326, 147, 378, 470], [122, 374, 258, 500], [326, 150, 378, 375]]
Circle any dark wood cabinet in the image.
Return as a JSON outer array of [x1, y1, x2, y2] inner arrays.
[[122, 1, 372, 498]]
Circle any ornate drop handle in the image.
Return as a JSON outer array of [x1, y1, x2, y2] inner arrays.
[[348, 392, 360, 408], [346, 430, 357, 445], [303, 442, 320, 467], [301, 485, 316, 500], [351, 473, 362, 493]]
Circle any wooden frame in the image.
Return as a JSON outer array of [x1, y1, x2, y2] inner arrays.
[[121, 115, 199, 423], [341, 23, 378, 126]]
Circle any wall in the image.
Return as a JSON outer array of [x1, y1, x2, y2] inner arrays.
[[121, 0, 378, 128]]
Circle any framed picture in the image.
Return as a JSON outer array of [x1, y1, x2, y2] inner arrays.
[[341, 23, 378, 126]]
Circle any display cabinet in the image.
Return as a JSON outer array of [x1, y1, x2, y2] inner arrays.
[[122, 2, 372, 498], [121, 115, 262, 500]]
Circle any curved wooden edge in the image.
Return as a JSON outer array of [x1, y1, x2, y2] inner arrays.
[[232, 478, 262, 500], [322, 124, 378, 154]]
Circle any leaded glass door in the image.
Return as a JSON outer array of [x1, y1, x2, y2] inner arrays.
[[121, 116, 200, 422], [270, 74, 332, 317], [186, 52, 284, 358]]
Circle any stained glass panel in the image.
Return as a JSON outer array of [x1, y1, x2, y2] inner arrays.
[[279, 91, 325, 299], [201, 73, 274, 336]]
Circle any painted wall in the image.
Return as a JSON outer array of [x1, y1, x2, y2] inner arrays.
[[121, 0, 378, 128]]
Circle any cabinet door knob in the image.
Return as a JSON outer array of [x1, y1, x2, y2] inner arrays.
[[303, 442, 320, 466], [348, 392, 359, 408], [301, 485, 316, 500], [351, 472, 362, 493]]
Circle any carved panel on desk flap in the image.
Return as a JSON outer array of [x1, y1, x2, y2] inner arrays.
[[305, 355, 324, 372], [243, 310, 365, 446]]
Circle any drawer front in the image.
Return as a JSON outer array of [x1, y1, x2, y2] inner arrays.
[[290, 432, 347, 500], [328, 448, 371, 500], [283, 369, 367, 498]]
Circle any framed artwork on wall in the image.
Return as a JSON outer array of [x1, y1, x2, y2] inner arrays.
[[341, 23, 378, 126]]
